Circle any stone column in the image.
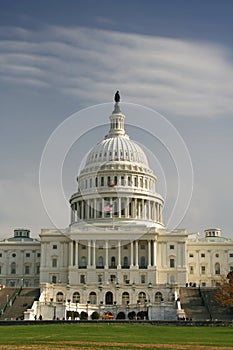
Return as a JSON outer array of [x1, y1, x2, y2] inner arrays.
[[88, 241, 91, 267], [153, 240, 157, 267], [105, 241, 109, 269], [92, 241, 96, 267], [148, 201, 151, 220], [75, 241, 79, 267], [81, 201, 84, 220], [148, 240, 151, 267], [135, 241, 139, 267], [102, 199, 105, 218], [94, 199, 97, 219], [70, 241, 73, 266], [87, 199, 90, 220], [130, 241, 134, 267], [135, 198, 137, 218], [118, 240, 121, 268], [118, 197, 121, 218]]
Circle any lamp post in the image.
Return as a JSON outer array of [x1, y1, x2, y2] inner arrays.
[[86, 300, 90, 320]]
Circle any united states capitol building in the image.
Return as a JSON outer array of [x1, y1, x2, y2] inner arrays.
[[1, 94, 233, 320]]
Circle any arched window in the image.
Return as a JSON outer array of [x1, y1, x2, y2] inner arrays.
[[138, 291, 146, 304], [11, 262, 16, 274], [105, 291, 113, 305], [155, 291, 163, 302], [140, 256, 146, 268], [122, 292, 130, 306], [123, 256, 128, 268], [111, 257, 116, 267], [98, 256, 104, 267], [81, 256, 87, 268], [72, 292, 80, 303], [56, 292, 64, 303], [215, 263, 220, 275], [89, 291, 97, 305]]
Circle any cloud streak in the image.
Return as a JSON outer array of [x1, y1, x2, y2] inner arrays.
[[0, 25, 233, 118]]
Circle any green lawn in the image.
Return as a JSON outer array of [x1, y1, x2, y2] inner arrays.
[[0, 324, 233, 349]]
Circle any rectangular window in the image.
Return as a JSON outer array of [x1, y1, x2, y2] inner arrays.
[[52, 259, 57, 268], [111, 245, 116, 250], [189, 253, 194, 258], [190, 266, 194, 274], [229, 253, 233, 258], [52, 275, 57, 284], [25, 266, 30, 274], [114, 176, 118, 185], [201, 282, 206, 287], [53, 245, 57, 250], [201, 253, 205, 258], [82, 245, 86, 250], [36, 265, 40, 274], [99, 244, 103, 250], [141, 275, 146, 284], [140, 244, 145, 250], [123, 275, 128, 283], [170, 245, 174, 250], [201, 266, 206, 274], [101, 177, 104, 186], [230, 266, 233, 272], [124, 245, 128, 250], [80, 274, 86, 284], [37, 253, 41, 258], [170, 258, 175, 268], [128, 176, 131, 186], [0, 253, 2, 258], [110, 275, 116, 282], [26, 253, 30, 258]]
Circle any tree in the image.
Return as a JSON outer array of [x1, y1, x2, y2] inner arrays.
[[215, 271, 233, 307]]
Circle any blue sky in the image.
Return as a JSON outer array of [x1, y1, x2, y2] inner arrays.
[[0, 0, 233, 238]]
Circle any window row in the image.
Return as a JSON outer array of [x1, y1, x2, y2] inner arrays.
[[79, 175, 154, 191], [55, 290, 164, 305], [1, 263, 40, 275], [189, 263, 221, 275]]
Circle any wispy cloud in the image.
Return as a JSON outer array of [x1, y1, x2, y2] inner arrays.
[[0, 25, 232, 118]]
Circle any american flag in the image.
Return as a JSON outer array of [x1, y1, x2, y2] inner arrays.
[[104, 204, 113, 212]]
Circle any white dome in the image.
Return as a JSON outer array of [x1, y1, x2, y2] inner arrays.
[[85, 135, 149, 168]]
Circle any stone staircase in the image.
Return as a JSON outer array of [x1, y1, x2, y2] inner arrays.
[[179, 287, 210, 321], [201, 289, 233, 321], [0, 288, 40, 320], [0, 288, 18, 313]]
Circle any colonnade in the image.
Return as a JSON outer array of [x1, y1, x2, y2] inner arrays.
[[69, 239, 157, 269], [70, 198, 163, 224]]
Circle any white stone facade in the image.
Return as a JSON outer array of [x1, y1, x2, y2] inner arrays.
[[0, 229, 40, 287]]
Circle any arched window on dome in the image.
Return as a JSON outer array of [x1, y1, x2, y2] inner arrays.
[[95, 177, 98, 187], [215, 263, 220, 275], [73, 292, 80, 303]]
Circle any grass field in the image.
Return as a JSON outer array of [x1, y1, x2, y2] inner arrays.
[[0, 324, 232, 349]]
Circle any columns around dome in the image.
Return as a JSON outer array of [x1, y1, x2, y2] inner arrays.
[[70, 196, 164, 226]]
